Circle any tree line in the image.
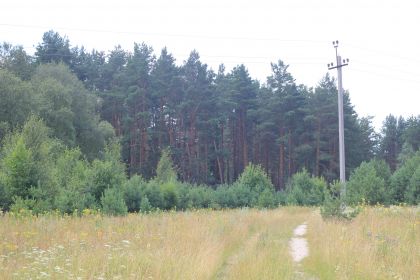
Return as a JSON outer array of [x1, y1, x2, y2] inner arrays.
[[0, 31, 419, 214]]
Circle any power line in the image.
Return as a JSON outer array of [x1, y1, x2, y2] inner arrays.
[[350, 59, 420, 78], [0, 23, 327, 43], [349, 68, 420, 84], [343, 42, 420, 64]]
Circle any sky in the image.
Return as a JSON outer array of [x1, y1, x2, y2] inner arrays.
[[1, 0, 419, 130]]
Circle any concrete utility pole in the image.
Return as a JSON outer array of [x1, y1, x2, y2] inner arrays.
[[327, 40, 349, 198]]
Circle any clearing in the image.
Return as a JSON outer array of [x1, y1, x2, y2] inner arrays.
[[0, 207, 418, 279]]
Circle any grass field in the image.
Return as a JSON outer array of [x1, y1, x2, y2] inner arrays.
[[0, 207, 418, 280]]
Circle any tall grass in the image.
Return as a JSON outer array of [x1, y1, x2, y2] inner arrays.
[[0, 208, 308, 280], [1, 207, 417, 279], [304, 206, 419, 280]]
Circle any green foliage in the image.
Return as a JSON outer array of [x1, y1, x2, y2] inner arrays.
[[160, 181, 179, 210], [139, 195, 152, 213], [144, 180, 165, 210], [156, 148, 177, 184], [286, 169, 326, 206], [390, 151, 420, 204], [2, 33, 420, 214], [0, 42, 35, 80], [0, 69, 33, 136], [213, 185, 236, 208], [53, 148, 95, 213], [346, 161, 389, 205], [31, 63, 114, 160], [101, 188, 128, 216], [321, 181, 360, 221], [236, 164, 274, 196], [2, 136, 34, 200], [406, 166, 420, 204], [257, 189, 277, 209], [187, 185, 214, 209], [9, 196, 35, 215], [35, 30, 73, 65], [123, 175, 146, 212], [90, 141, 126, 200], [0, 117, 59, 210], [55, 189, 96, 214]]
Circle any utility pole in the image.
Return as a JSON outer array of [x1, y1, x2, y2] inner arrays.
[[328, 40, 349, 198]]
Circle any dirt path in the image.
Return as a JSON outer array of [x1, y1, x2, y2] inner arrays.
[[289, 223, 309, 262], [214, 232, 260, 280]]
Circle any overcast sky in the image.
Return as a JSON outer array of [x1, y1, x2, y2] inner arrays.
[[1, 0, 419, 130]]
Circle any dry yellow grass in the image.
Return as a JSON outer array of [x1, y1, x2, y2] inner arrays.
[[0, 208, 308, 280], [0, 206, 418, 279], [304, 206, 419, 280]]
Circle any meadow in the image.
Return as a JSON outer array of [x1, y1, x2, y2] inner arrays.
[[0, 207, 418, 280]]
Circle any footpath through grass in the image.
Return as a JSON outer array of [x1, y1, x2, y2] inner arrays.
[[0, 206, 418, 279]]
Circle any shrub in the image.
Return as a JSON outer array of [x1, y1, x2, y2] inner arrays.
[[214, 185, 236, 208], [231, 183, 253, 207], [275, 191, 288, 206], [123, 175, 146, 212], [390, 151, 420, 204], [139, 195, 152, 213], [321, 181, 360, 221], [2, 136, 34, 200], [54, 148, 95, 214], [346, 161, 389, 205], [156, 148, 177, 183], [406, 166, 420, 204], [144, 180, 164, 209], [9, 196, 35, 216], [257, 189, 277, 209], [55, 189, 96, 214], [0, 180, 6, 210], [188, 185, 214, 209], [236, 164, 274, 194], [160, 181, 179, 210], [101, 188, 128, 216], [231, 164, 275, 207], [286, 169, 326, 206], [176, 183, 193, 210]]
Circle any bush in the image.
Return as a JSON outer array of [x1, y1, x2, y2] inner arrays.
[[144, 180, 164, 209], [275, 191, 288, 206], [187, 185, 214, 209], [54, 148, 95, 214], [156, 148, 177, 183], [346, 161, 389, 205], [390, 152, 420, 204], [176, 183, 193, 210], [321, 181, 360, 220], [123, 175, 146, 212], [213, 185, 234, 208], [55, 189, 97, 214], [230, 164, 275, 207], [257, 189, 277, 209], [2, 136, 35, 200], [286, 169, 326, 206], [160, 181, 179, 210], [101, 188, 128, 216], [0, 180, 6, 210], [236, 164, 274, 194], [139, 195, 152, 213], [406, 166, 420, 204]]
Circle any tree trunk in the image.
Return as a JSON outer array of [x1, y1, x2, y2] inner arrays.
[[315, 119, 321, 177], [279, 126, 285, 190]]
